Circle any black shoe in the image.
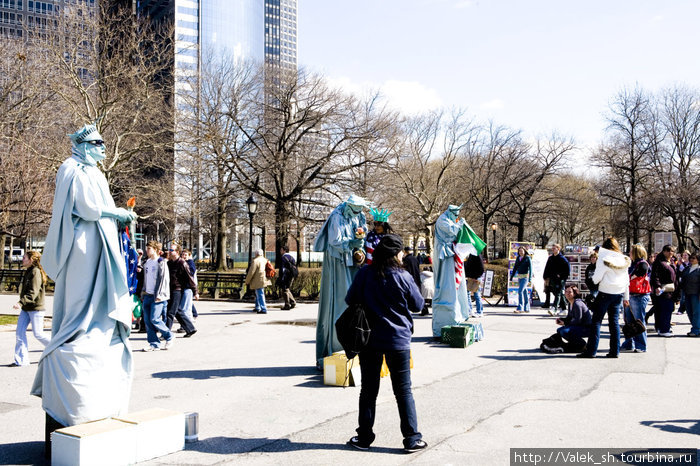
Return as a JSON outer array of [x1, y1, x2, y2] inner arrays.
[[576, 353, 595, 358], [347, 436, 369, 451], [184, 329, 197, 338], [605, 353, 618, 358], [290, 303, 296, 309], [281, 306, 291, 310], [404, 439, 428, 453]]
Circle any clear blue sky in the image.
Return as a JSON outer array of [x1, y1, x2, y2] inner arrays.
[[298, 0, 700, 151]]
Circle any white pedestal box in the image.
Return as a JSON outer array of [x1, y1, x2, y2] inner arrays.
[[114, 408, 185, 462], [51, 418, 137, 466]]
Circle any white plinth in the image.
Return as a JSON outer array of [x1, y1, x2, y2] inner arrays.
[[52, 418, 136, 466]]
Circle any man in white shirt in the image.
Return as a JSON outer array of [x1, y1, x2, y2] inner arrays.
[[141, 241, 174, 351]]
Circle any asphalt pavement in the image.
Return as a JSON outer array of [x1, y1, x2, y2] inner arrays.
[[0, 294, 699, 465]]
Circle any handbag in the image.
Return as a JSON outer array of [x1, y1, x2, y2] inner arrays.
[[466, 278, 480, 293], [629, 275, 651, 294], [335, 302, 371, 359], [622, 318, 646, 339], [661, 283, 675, 293], [265, 260, 276, 278]]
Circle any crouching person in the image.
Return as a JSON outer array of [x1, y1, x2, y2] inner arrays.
[[541, 285, 592, 354]]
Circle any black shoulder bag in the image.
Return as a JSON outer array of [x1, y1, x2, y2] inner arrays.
[[335, 301, 371, 360]]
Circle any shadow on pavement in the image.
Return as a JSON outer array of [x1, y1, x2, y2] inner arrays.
[[0, 441, 47, 465], [641, 419, 700, 435], [152, 366, 319, 380], [187, 436, 404, 455], [479, 348, 552, 360]]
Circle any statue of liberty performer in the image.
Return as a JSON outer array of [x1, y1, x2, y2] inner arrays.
[[432, 204, 470, 337], [314, 194, 369, 367], [32, 123, 137, 441]]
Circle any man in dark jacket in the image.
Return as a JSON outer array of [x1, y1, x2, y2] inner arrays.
[[541, 244, 570, 315], [166, 244, 197, 337], [278, 245, 297, 310]]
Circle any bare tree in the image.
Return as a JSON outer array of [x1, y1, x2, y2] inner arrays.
[[649, 85, 700, 251], [462, 122, 530, 244], [383, 109, 475, 254], [43, 3, 175, 216], [0, 38, 56, 266], [503, 133, 575, 240], [207, 65, 398, 265], [593, 86, 658, 246]]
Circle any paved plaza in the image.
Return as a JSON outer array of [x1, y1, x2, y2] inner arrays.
[[0, 293, 699, 465]]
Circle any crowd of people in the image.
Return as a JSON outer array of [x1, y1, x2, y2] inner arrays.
[[134, 241, 199, 351], [538, 239, 700, 357]]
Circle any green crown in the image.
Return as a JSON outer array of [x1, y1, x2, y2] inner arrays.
[[370, 207, 392, 223]]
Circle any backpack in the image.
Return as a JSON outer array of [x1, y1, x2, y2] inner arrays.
[[288, 255, 299, 278], [335, 302, 371, 359], [265, 259, 276, 278]]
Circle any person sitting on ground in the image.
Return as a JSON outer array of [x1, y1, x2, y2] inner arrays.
[[344, 234, 427, 453], [541, 284, 591, 354]]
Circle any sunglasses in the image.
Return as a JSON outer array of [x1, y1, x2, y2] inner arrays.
[[86, 140, 104, 146], [169, 248, 176, 252]]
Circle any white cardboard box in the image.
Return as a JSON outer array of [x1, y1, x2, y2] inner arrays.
[[52, 418, 137, 466], [114, 408, 185, 462]]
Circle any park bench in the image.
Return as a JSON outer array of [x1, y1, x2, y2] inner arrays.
[[0, 269, 55, 294], [196, 272, 247, 299]]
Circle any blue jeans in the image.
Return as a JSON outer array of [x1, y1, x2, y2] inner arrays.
[[142, 294, 172, 348], [14, 310, 50, 366], [472, 290, 483, 315], [254, 288, 267, 312], [686, 294, 700, 335], [622, 294, 649, 351], [557, 325, 588, 349], [583, 291, 622, 356], [517, 278, 530, 312], [357, 349, 421, 448], [166, 289, 196, 333]]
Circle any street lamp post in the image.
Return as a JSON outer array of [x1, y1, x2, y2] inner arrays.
[[491, 222, 498, 260], [246, 195, 258, 268]]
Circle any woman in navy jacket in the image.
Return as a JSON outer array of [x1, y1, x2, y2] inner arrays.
[[344, 234, 427, 453]]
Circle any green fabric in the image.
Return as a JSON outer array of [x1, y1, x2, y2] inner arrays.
[[18, 266, 45, 311]]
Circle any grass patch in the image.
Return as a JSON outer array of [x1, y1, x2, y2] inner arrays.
[[0, 315, 18, 325]]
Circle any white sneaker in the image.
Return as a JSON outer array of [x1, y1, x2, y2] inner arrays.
[[658, 332, 673, 337], [547, 309, 556, 316], [163, 338, 175, 350], [142, 346, 160, 352]]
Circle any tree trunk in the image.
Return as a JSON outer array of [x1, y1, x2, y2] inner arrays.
[[274, 200, 291, 268], [424, 225, 433, 257], [215, 201, 228, 271], [0, 233, 5, 269]]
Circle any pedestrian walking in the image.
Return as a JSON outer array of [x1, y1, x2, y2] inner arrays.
[[11, 251, 50, 366], [245, 249, 271, 314]]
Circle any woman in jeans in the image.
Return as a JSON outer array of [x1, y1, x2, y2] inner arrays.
[[578, 237, 630, 358], [621, 244, 651, 353], [12, 251, 50, 366], [510, 246, 532, 313], [345, 234, 427, 453], [650, 244, 677, 337]]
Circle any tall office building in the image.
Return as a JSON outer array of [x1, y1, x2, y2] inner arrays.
[[134, 0, 298, 256]]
